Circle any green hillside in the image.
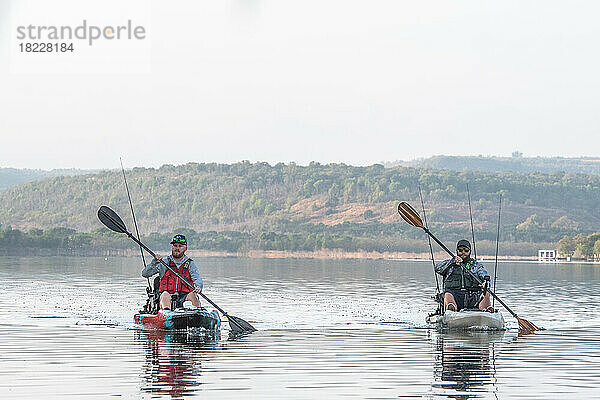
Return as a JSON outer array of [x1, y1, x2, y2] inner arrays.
[[386, 155, 600, 175], [1, 162, 599, 251]]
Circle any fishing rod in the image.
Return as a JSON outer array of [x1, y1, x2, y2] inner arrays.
[[466, 183, 477, 260], [120, 158, 150, 290], [493, 194, 502, 308], [418, 186, 440, 301]]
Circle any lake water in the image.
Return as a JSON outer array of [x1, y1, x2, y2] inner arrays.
[[1, 256, 599, 399]]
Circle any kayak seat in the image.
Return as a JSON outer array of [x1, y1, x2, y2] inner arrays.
[[170, 293, 188, 310]]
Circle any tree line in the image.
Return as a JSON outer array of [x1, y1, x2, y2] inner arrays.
[[0, 224, 426, 255], [0, 222, 550, 258], [557, 232, 600, 260], [387, 155, 600, 175]]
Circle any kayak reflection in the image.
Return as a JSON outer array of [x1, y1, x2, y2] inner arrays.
[[136, 330, 220, 398], [430, 330, 505, 398]]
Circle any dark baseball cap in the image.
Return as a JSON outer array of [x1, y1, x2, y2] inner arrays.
[[170, 234, 187, 245], [456, 239, 471, 250]]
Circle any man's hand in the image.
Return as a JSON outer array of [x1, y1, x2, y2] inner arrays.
[[454, 255, 463, 264], [154, 254, 162, 263], [192, 286, 202, 294]]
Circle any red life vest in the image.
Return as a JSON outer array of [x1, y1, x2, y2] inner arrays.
[[159, 258, 194, 294]]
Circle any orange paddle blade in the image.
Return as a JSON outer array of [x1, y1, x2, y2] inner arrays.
[[397, 201, 425, 229], [517, 316, 543, 335]]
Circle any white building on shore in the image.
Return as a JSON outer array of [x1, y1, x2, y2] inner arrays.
[[538, 249, 557, 262]]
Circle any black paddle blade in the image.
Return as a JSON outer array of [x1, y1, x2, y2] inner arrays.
[[97, 205, 128, 234], [228, 315, 256, 335], [397, 202, 424, 228]]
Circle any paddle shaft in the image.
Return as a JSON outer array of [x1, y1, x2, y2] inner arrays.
[[422, 226, 520, 319]]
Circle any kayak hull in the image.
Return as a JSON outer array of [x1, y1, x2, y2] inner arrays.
[[427, 309, 505, 330], [135, 308, 220, 331]]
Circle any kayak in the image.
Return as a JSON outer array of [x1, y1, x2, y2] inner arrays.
[[134, 275, 220, 332], [427, 309, 505, 330], [135, 306, 221, 331], [132, 276, 253, 337]]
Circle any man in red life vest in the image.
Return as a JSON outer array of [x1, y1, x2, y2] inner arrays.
[[142, 234, 203, 310]]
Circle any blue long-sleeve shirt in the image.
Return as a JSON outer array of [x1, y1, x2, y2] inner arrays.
[[142, 255, 203, 290]]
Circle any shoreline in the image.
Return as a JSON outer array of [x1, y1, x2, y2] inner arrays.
[[2, 248, 598, 263], [184, 249, 540, 261]]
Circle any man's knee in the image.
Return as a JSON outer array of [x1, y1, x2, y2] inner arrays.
[[444, 293, 457, 310], [160, 292, 171, 300], [186, 292, 197, 300], [186, 293, 200, 307], [479, 292, 491, 307], [159, 292, 172, 310]]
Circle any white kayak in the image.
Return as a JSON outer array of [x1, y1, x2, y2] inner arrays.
[[427, 309, 505, 330]]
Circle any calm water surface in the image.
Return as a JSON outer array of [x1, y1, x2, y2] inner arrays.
[[1, 257, 599, 399]]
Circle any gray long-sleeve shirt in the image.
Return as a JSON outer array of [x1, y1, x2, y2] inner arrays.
[[435, 258, 489, 281], [142, 255, 203, 290]]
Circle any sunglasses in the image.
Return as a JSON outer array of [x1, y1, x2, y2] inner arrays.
[[457, 247, 470, 252], [172, 237, 186, 244]]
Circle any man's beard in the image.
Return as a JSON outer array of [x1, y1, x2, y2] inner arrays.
[[172, 250, 184, 258]]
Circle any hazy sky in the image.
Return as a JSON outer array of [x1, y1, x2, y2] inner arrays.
[[1, 0, 600, 170]]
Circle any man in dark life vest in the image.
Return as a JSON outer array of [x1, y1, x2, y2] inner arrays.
[[434, 239, 492, 312], [142, 234, 203, 310]]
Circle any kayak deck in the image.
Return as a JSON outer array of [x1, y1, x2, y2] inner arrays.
[[427, 309, 505, 330], [135, 307, 220, 331]]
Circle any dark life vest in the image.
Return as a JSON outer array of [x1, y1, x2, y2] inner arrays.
[[443, 259, 481, 291], [159, 258, 194, 294]]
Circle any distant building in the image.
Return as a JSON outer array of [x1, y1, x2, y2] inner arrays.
[[538, 249, 557, 262]]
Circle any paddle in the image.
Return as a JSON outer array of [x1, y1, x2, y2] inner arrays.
[[97, 205, 256, 336], [397, 201, 542, 334]]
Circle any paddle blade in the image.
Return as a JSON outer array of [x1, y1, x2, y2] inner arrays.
[[97, 205, 128, 234], [517, 316, 543, 335], [397, 202, 425, 228], [228, 315, 256, 335]]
